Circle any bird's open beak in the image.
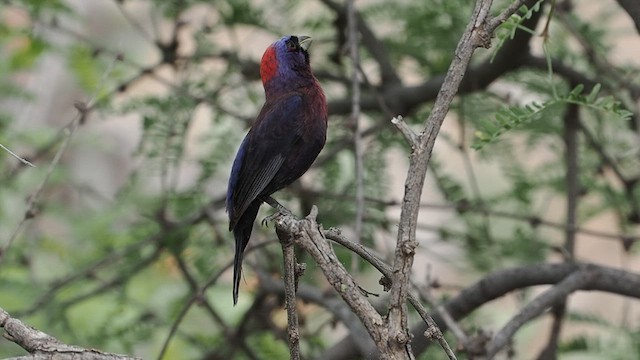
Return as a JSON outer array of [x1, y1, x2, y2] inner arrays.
[[298, 36, 312, 51]]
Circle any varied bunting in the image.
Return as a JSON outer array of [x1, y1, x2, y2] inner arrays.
[[226, 35, 327, 305]]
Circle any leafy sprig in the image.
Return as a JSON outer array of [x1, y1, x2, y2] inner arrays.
[[472, 83, 633, 149]]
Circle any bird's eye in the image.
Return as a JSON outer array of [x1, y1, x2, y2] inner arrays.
[[285, 39, 298, 52]]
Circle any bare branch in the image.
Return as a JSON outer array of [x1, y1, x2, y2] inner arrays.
[[616, 0, 640, 34], [536, 103, 581, 359], [326, 262, 640, 359], [277, 228, 302, 360], [320, 0, 402, 85], [323, 228, 457, 360], [391, 116, 419, 149], [347, 0, 366, 272], [257, 275, 377, 356], [272, 207, 392, 355], [327, 0, 544, 116], [387, 0, 499, 354], [415, 285, 470, 352], [0, 143, 35, 168], [1, 54, 122, 264], [485, 270, 592, 357], [0, 307, 140, 360], [488, 0, 532, 33]]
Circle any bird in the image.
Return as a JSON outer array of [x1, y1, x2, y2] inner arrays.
[[226, 35, 328, 305]]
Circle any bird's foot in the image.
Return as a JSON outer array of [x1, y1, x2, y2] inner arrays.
[[260, 196, 294, 227], [261, 212, 285, 227]]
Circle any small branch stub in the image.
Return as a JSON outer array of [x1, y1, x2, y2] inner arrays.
[[402, 240, 418, 256], [424, 325, 440, 340], [392, 115, 419, 148]]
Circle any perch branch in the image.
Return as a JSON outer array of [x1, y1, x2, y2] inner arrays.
[[272, 207, 394, 356]]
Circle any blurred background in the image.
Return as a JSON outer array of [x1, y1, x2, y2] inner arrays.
[[0, 0, 639, 359]]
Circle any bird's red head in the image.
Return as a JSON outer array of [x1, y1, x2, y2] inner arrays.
[[260, 35, 313, 91]]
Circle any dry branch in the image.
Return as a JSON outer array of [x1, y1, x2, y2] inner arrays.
[[273, 207, 392, 354], [0, 307, 140, 360], [324, 262, 640, 359]]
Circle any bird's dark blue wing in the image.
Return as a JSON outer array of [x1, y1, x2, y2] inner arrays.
[[226, 93, 304, 229]]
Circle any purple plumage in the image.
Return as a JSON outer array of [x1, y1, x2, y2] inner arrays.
[[226, 35, 327, 305]]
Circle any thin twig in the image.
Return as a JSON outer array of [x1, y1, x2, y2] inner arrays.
[[257, 273, 376, 355], [537, 103, 580, 359], [156, 240, 274, 360], [277, 229, 302, 360], [112, 0, 156, 44], [391, 116, 419, 148], [409, 293, 457, 360], [293, 187, 640, 243], [415, 284, 470, 349], [0, 114, 79, 264], [457, 100, 492, 237], [323, 228, 458, 360], [273, 207, 391, 355], [488, 0, 531, 32], [0, 143, 36, 167], [1, 54, 121, 263], [347, 0, 365, 273], [485, 270, 592, 358]]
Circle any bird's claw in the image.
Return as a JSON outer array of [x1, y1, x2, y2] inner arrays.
[[261, 212, 282, 227]]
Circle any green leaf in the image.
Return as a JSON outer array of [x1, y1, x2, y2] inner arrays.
[[490, 0, 544, 62], [68, 45, 101, 92], [9, 36, 48, 70], [586, 83, 602, 102], [569, 83, 584, 98]]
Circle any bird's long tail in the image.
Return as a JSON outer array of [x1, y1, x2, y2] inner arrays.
[[232, 200, 262, 305]]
